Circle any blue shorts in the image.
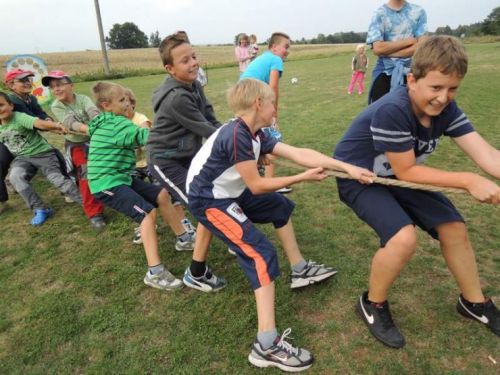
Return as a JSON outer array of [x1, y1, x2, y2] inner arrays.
[[149, 159, 190, 206], [188, 189, 295, 290], [337, 180, 464, 247], [93, 178, 162, 224]]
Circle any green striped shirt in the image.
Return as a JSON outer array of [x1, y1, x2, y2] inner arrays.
[[87, 112, 148, 193]]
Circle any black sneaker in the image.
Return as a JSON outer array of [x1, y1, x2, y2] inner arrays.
[[248, 328, 313, 372], [456, 294, 500, 336], [356, 291, 405, 348]]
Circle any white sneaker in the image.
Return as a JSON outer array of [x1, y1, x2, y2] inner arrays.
[[276, 186, 293, 194], [144, 269, 183, 291], [290, 260, 338, 289]]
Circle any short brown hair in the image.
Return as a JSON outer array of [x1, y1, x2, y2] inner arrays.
[[411, 35, 468, 80], [268, 32, 290, 49], [158, 32, 190, 66], [92, 81, 125, 110], [227, 78, 275, 114]]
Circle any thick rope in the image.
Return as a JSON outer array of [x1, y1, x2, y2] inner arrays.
[[275, 160, 467, 195]]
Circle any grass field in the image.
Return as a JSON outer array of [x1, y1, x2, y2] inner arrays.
[[0, 42, 499, 374]]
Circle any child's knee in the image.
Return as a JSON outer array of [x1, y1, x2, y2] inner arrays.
[[387, 225, 417, 256], [8, 167, 28, 186], [437, 221, 467, 242], [156, 188, 170, 206]]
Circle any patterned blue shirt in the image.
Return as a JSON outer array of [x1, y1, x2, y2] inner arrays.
[[367, 2, 427, 45]]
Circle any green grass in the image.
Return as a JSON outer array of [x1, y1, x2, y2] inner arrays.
[[1, 43, 499, 374]]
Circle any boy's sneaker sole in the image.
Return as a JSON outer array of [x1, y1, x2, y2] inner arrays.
[[248, 353, 312, 372], [290, 269, 337, 289]]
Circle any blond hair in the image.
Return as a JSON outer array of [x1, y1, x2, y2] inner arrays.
[[411, 35, 468, 80], [356, 44, 365, 53], [227, 78, 275, 115], [268, 32, 290, 49], [249, 34, 257, 43], [92, 82, 125, 110], [158, 32, 190, 66]]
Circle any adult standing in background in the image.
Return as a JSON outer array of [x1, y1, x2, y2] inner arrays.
[[366, 0, 427, 103]]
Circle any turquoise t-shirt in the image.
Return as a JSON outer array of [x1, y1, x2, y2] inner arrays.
[[0, 112, 53, 156], [240, 51, 283, 83]]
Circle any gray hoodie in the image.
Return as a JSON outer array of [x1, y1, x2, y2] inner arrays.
[[147, 76, 221, 165]]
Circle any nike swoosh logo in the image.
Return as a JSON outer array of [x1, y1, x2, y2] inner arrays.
[[360, 295, 375, 324], [459, 299, 489, 324], [270, 353, 290, 363]]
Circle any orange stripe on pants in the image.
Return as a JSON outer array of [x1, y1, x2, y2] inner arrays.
[[206, 207, 271, 286]]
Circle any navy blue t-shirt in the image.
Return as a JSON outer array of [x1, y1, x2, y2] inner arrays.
[[187, 118, 278, 200], [334, 86, 474, 200]]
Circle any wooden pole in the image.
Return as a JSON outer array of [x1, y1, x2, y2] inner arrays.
[[93, 0, 110, 75]]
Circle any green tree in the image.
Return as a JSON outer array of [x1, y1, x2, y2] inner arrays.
[[482, 7, 500, 35], [106, 22, 149, 49], [149, 30, 161, 48]]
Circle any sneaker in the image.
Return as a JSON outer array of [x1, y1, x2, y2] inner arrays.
[[182, 266, 226, 292], [290, 260, 338, 289], [227, 247, 237, 256], [31, 208, 54, 226], [356, 291, 405, 348], [181, 218, 196, 235], [456, 294, 500, 336], [143, 269, 183, 291], [276, 186, 293, 194], [175, 232, 195, 251], [132, 226, 142, 244], [64, 196, 75, 203], [248, 328, 313, 372], [89, 215, 106, 231]]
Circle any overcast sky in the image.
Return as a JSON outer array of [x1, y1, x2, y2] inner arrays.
[[1, 0, 497, 55]]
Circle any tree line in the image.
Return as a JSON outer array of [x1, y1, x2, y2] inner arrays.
[[106, 7, 500, 49]]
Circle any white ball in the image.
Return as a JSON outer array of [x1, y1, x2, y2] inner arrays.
[[290, 77, 298, 84]]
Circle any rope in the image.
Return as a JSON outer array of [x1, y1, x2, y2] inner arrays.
[[275, 160, 468, 195]]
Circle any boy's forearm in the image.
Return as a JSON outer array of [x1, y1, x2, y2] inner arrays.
[[395, 164, 478, 190], [373, 38, 417, 56]]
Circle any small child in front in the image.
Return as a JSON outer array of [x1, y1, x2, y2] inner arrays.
[[0, 92, 82, 225], [185, 78, 374, 372], [334, 35, 500, 348], [87, 82, 195, 291]]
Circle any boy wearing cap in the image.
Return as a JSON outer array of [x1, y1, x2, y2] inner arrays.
[[5, 69, 51, 120], [42, 70, 105, 230], [1, 69, 53, 214]]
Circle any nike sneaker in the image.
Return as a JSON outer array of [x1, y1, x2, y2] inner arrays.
[[356, 291, 405, 348], [248, 328, 313, 372], [456, 294, 500, 336]]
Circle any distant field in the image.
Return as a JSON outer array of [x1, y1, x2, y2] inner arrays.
[[0, 44, 357, 77]]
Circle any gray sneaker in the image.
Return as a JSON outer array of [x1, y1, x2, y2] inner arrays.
[[175, 232, 195, 251], [182, 266, 226, 292], [290, 260, 338, 289], [89, 215, 106, 231], [248, 328, 313, 372], [143, 269, 183, 291]]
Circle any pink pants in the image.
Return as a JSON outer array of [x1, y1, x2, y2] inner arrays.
[[348, 71, 365, 94]]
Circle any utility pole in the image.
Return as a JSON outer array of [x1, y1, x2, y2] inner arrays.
[[94, 0, 110, 74]]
